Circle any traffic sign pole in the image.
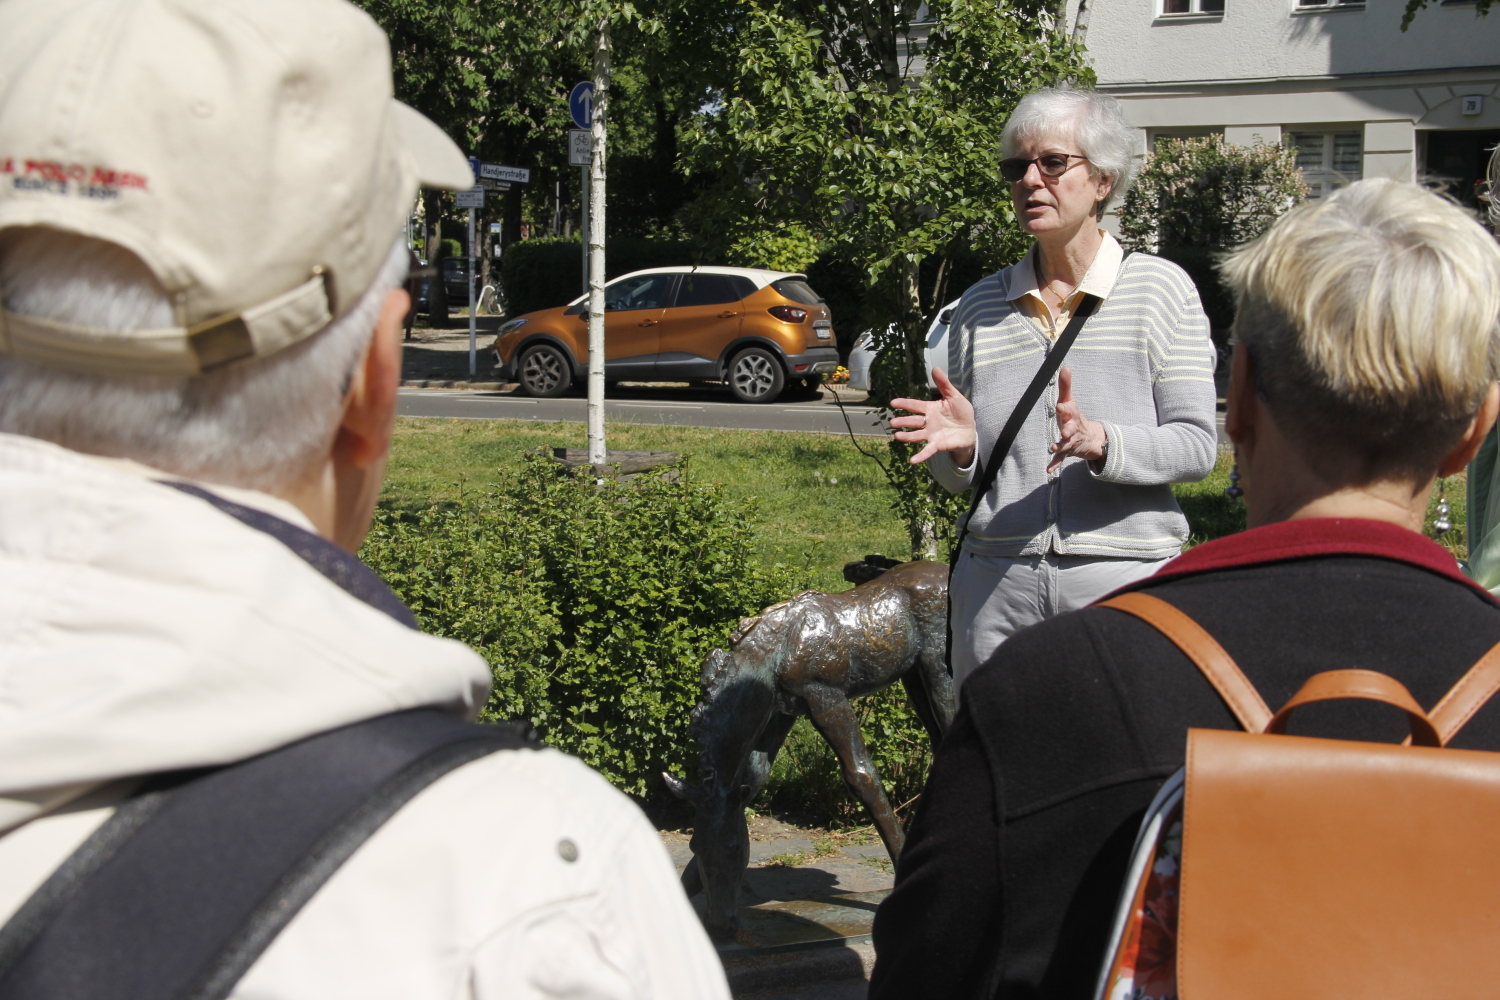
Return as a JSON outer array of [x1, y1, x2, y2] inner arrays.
[[467, 206, 476, 377]]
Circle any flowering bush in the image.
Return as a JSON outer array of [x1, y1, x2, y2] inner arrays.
[[1119, 136, 1309, 252]]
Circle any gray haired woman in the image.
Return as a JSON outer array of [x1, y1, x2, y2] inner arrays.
[[891, 87, 1218, 690]]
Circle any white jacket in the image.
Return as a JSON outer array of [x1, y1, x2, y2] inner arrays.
[[0, 433, 729, 1000]]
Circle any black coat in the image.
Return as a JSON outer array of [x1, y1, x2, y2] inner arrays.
[[868, 518, 1500, 1000]]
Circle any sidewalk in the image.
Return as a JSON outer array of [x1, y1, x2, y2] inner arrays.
[[659, 814, 892, 997]]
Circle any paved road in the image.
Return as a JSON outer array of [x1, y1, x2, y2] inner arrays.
[[398, 386, 890, 436], [398, 386, 1232, 446]]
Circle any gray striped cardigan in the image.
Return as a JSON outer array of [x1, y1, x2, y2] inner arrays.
[[927, 251, 1218, 560]]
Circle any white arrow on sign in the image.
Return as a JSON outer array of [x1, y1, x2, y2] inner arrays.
[[569, 130, 591, 167], [478, 163, 531, 184], [454, 185, 485, 208]]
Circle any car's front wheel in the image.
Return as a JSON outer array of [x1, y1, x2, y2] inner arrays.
[[728, 347, 785, 403], [517, 344, 573, 398]]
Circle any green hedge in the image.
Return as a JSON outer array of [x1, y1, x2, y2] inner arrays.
[[361, 454, 797, 796], [500, 236, 702, 318]]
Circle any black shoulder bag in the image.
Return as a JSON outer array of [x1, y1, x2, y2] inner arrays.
[[943, 289, 1106, 676]]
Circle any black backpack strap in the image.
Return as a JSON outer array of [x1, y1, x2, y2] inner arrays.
[[159, 481, 419, 629], [0, 709, 535, 1000]]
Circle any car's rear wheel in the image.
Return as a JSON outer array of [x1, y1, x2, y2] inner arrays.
[[517, 344, 573, 398], [728, 347, 785, 403]]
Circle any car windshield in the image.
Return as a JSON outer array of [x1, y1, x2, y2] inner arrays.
[[605, 273, 674, 312]]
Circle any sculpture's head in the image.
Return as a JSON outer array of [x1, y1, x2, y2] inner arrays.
[[663, 637, 780, 939], [664, 761, 752, 939]]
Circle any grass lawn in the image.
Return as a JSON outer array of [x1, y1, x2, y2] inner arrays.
[[384, 417, 913, 593], [381, 417, 1436, 591]]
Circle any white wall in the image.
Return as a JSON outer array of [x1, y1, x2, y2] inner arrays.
[[1069, 0, 1500, 86]]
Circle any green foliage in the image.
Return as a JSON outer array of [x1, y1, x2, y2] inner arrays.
[[1402, 0, 1491, 30], [727, 226, 824, 272], [499, 235, 701, 316], [681, 0, 1085, 556], [360, 453, 797, 796], [1118, 136, 1309, 252]]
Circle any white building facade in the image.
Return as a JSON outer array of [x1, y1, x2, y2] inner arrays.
[[1066, 0, 1500, 215]]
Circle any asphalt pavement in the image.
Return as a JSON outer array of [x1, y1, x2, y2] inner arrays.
[[398, 384, 1232, 446], [397, 384, 891, 436]]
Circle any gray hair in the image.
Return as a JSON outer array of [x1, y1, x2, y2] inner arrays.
[[0, 231, 409, 493], [1001, 87, 1139, 215], [1221, 178, 1500, 483]]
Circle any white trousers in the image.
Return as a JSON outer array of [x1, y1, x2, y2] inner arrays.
[[949, 551, 1172, 696]]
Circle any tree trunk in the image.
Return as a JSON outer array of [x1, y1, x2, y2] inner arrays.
[[586, 18, 610, 468], [425, 191, 448, 323]]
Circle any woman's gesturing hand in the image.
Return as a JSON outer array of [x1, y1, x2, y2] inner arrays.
[[1047, 366, 1108, 473], [891, 367, 978, 467]]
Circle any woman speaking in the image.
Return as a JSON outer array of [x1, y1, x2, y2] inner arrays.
[[892, 88, 1218, 689]]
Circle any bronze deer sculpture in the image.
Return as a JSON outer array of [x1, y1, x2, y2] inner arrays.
[[663, 559, 954, 939]]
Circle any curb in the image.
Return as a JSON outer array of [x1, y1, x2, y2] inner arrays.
[[722, 938, 873, 996], [400, 379, 510, 390]]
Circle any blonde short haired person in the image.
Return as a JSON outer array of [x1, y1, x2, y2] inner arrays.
[[0, 0, 729, 997], [870, 178, 1500, 1000], [892, 88, 1218, 693]]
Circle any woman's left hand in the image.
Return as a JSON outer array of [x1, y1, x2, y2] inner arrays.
[[1047, 366, 1108, 473]]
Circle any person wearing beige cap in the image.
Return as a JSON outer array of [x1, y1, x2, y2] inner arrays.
[[0, 1, 730, 998]]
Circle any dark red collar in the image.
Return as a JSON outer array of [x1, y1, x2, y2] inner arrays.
[[1137, 518, 1496, 603]]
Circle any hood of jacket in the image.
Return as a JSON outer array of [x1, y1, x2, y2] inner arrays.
[[0, 433, 491, 830]]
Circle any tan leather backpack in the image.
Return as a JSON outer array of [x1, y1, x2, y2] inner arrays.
[[1091, 592, 1500, 1000]]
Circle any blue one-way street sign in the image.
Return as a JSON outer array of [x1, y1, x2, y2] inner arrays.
[[569, 82, 594, 130]]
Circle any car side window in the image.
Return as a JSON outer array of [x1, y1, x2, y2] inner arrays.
[[604, 274, 673, 312], [674, 274, 747, 308]]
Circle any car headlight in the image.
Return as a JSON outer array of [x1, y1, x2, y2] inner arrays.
[[497, 318, 529, 336]]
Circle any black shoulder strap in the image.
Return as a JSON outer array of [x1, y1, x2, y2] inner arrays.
[[0, 709, 535, 1000], [160, 481, 419, 629], [960, 291, 1102, 536], [944, 252, 1130, 676], [952, 249, 1133, 557]]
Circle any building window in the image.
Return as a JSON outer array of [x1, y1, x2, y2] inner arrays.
[[1296, 0, 1363, 7], [1161, 0, 1224, 14], [1290, 131, 1363, 197]]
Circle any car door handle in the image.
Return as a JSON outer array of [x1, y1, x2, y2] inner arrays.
[[717, 310, 739, 318], [638, 318, 659, 327]]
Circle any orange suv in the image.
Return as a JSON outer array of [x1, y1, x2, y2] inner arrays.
[[492, 267, 837, 403]]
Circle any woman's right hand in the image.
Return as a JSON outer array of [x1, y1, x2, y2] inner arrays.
[[891, 367, 978, 467]]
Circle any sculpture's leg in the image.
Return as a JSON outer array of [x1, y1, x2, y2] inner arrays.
[[901, 671, 945, 749], [743, 711, 797, 804], [803, 688, 905, 859], [916, 626, 957, 738]]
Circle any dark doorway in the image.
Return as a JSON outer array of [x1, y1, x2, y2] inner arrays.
[[1423, 129, 1500, 210]]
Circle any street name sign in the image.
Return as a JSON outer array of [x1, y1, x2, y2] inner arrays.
[[478, 163, 530, 184], [479, 178, 512, 191]]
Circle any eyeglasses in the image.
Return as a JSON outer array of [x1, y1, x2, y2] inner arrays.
[[999, 153, 1089, 183]]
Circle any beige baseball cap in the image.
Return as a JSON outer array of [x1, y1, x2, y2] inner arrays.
[[0, 0, 473, 377]]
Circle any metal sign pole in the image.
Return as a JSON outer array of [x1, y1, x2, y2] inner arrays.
[[581, 164, 588, 299], [467, 206, 477, 377]]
